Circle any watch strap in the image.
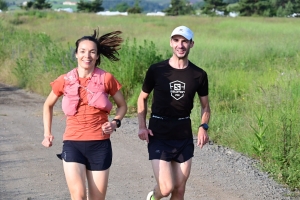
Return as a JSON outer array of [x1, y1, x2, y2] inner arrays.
[[112, 119, 121, 128], [199, 123, 209, 130]]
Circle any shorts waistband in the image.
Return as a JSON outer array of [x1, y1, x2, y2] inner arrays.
[[151, 113, 190, 121]]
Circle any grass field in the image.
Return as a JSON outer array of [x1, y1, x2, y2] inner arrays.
[[0, 11, 300, 193]]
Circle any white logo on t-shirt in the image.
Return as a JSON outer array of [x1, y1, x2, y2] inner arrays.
[[170, 80, 185, 100]]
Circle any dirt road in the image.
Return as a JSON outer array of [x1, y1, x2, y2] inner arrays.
[[0, 83, 294, 200]]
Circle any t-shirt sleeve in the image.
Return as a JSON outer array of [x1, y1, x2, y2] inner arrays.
[[50, 75, 65, 97], [197, 71, 209, 97], [142, 66, 155, 94], [104, 72, 122, 96]]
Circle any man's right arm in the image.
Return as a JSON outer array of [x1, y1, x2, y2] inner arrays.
[[137, 91, 149, 128], [137, 91, 153, 142]]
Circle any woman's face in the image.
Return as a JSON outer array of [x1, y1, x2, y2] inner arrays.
[[75, 40, 99, 70]]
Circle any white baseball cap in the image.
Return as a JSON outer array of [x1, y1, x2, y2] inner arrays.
[[170, 26, 194, 40]]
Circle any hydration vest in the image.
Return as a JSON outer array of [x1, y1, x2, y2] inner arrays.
[[62, 67, 113, 116]]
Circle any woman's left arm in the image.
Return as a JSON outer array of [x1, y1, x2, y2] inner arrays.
[[102, 90, 127, 134], [112, 90, 127, 121]]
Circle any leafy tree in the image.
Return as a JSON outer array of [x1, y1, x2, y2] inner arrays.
[[284, 1, 294, 14], [127, 0, 142, 13], [272, 0, 300, 16], [272, 0, 288, 11], [21, 0, 51, 10], [24, 1, 34, 9], [276, 0, 293, 16], [194, 1, 205, 9], [201, 0, 229, 15], [77, 0, 87, 12], [181, 0, 196, 14], [224, 0, 239, 4], [255, 0, 272, 16], [0, 0, 8, 11], [111, 2, 130, 12], [34, 0, 51, 9], [238, 0, 259, 16], [276, 5, 284, 15], [164, 0, 195, 16], [91, 0, 104, 12], [237, 0, 299, 16], [293, 0, 300, 12], [77, 0, 104, 13]]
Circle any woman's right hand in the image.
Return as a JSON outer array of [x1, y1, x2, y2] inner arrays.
[[42, 135, 54, 147], [42, 90, 59, 148]]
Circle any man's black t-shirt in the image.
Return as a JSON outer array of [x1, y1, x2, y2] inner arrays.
[[142, 59, 208, 139]]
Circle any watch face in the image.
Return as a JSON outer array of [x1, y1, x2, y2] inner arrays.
[[201, 123, 209, 130]]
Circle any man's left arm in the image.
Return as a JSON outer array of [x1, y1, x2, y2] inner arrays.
[[197, 95, 211, 148]]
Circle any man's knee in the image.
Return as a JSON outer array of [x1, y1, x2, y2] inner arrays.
[[70, 192, 87, 200], [171, 184, 186, 198], [159, 185, 174, 197]]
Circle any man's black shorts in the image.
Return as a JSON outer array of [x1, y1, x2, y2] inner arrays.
[[148, 117, 193, 139], [148, 137, 194, 163], [57, 139, 112, 171]]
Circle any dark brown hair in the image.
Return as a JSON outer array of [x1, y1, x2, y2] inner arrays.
[[75, 28, 123, 66]]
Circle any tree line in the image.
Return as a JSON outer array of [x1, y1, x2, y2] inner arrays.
[[0, 0, 299, 17]]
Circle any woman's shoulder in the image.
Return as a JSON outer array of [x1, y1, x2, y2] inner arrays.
[[103, 71, 116, 81], [50, 74, 67, 96]]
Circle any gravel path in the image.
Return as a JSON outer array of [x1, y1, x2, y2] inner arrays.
[[0, 83, 296, 200]]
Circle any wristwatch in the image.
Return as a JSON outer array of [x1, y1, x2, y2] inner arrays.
[[112, 119, 121, 128], [199, 123, 209, 131]]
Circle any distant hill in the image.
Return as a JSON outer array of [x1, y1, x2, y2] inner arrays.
[[7, 0, 202, 5], [7, 0, 203, 12]]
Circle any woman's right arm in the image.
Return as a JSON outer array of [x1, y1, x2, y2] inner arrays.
[[42, 90, 59, 147]]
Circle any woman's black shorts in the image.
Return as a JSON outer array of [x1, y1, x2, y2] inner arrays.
[[57, 139, 112, 171], [148, 137, 194, 163]]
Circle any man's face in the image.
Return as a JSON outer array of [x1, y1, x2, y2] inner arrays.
[[170, 35, 194, 59]]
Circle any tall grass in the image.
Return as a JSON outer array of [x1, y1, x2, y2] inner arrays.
[[1, 11, 300, 192]]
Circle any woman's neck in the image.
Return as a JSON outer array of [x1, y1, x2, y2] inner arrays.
[[77, 67, 95, 78]]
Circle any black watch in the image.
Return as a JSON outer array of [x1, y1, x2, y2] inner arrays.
[[112, 119, 121, 128], [199, 123, 209, 130]]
